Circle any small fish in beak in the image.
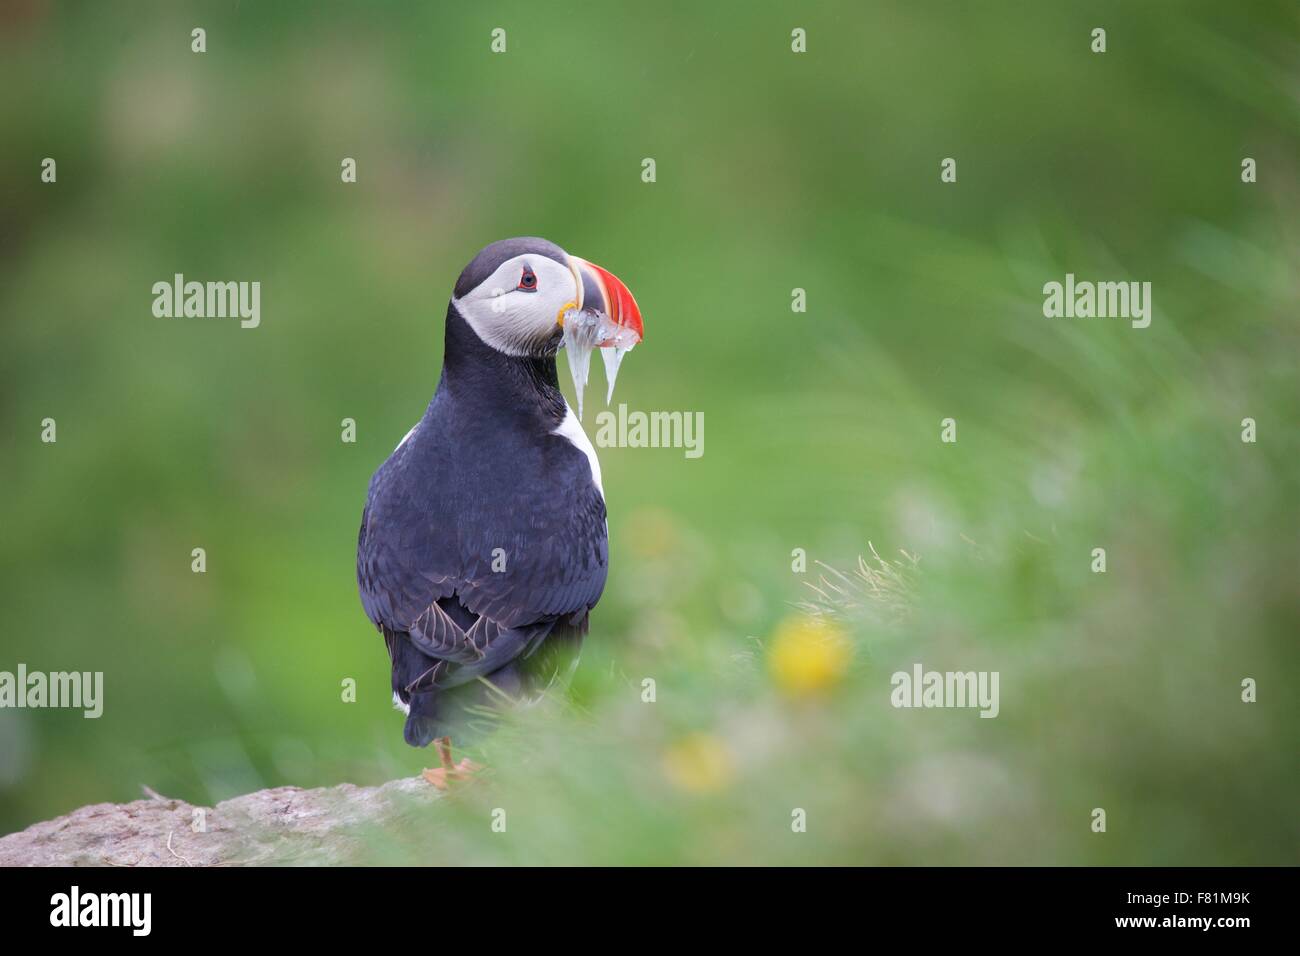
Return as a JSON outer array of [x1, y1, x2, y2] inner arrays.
[[562, 256, 644, 419]]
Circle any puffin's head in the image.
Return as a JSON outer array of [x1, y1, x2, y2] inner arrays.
[[451, 237, 643, 357]]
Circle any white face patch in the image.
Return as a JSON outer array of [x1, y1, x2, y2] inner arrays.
[[553, 402, 603, 499], [452, 254, 579, 356], [392, 692, 410, 716]]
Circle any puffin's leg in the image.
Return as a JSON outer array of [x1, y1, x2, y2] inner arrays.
[[422, 737, 479, 789], [421, 736, 455, 789]]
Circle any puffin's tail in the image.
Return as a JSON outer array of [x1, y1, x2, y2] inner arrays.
[[385, 609, 589, 748], [386, 625, 514, 747], [385, 628, 441, 746]]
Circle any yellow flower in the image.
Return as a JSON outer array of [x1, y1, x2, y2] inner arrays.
[[767, 615, 852, 696], [662, 733, 734, 794]]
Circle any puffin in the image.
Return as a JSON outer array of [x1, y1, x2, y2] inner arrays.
[[356, 237, 643, 787]]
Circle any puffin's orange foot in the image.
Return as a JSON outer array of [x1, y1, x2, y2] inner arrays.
[[421, 766, 452, 789], [421, 759, 481, 790], [421, 737, 481, 789]]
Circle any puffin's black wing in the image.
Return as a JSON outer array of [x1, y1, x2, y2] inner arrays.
[[356, 406, 608, 675]]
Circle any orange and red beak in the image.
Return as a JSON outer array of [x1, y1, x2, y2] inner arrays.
[[567, 255, 644, 346]]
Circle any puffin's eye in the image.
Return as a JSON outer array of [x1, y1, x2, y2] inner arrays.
[[517, 267, 538, 292]]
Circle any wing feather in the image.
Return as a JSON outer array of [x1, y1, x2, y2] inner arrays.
[[357, 411, 607, 673]]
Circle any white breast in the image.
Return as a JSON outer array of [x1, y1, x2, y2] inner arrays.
[[552, 404, 604, 498], [394, 422, 419, 451]]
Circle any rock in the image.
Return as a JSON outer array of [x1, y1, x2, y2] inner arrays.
[[0, 777, 438, 866]]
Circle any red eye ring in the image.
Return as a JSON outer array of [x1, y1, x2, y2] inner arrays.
[[517, 267, 538, 292]]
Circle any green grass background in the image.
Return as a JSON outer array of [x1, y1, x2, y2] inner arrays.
[[0, 0, 1296, 863]]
